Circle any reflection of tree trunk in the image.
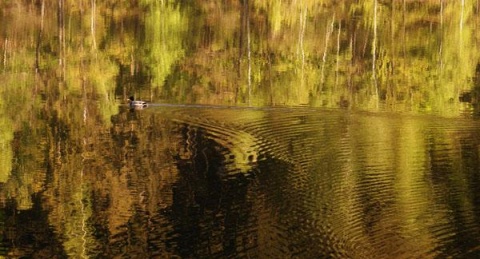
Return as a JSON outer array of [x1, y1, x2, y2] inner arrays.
[[403, 0, 406, 58], [439, 0, 443, 71], [35, 0, 45, 74], [247, 2, 251, 106], [459, 0, 465, 73], [440, 0, 444, 26], [402, 0, 410, 104], [3, 39, 7, 71], [372, 0, 379, 105], [387, 0, 394, 105], [298, 6, 307, 95], [34, 0, 45, 96], [335, 21, 341, 90], [79, 166, 88, 258], [238, 0, 251, 105], [460, 0, 465, 31], [320, 14, 335, 88], [372, 0, 377, 86], [347, 36, 353, 93], [237, 0, 249, 103], [91, 0, 97, 50], [58, 0, 65, 80]]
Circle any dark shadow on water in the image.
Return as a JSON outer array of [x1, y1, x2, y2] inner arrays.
[[0, 196, 66, 258], [166, 123, 258, 258], [164, 120, 355, 258]]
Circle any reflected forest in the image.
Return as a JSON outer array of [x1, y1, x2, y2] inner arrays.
[[2, 0, 480, 258]]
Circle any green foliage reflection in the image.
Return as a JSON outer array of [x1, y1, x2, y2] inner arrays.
[[1, 0, 480, 257]]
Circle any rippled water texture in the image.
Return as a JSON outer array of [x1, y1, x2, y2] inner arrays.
[[3, 1, 480, 258], [39, 105, 477, 258]]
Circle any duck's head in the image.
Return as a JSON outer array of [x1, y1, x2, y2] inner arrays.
[[128, 96, 135, 102]]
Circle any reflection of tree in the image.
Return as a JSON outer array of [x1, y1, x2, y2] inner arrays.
[[2, 0, 480, 115], [144, 0, 480, 115], [0, 1, 146, 256], [2, 0, 480, 257], [142, 1, 187, 97]]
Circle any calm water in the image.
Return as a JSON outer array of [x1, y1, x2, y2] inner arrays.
[[2, 1, 480, 258]]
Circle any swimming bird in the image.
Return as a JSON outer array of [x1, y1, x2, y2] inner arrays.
[[128, 96, 148, 109]]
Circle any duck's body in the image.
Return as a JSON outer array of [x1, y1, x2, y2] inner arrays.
[[128, 96, 148, 109]]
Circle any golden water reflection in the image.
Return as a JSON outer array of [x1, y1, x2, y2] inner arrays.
[[1, 103, 480, 257], [1, 0, 480, 258]]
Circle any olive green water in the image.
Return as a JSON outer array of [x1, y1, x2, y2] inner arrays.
[[1, 1, 480, 258]]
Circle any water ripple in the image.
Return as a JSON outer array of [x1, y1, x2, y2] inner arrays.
[[110, 106, 480, 258]]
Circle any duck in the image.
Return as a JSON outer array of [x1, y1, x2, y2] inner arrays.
[[127, 96, 148, 109]]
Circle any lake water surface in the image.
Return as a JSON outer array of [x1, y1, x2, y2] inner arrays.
[[2, 1, 480, 258]]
